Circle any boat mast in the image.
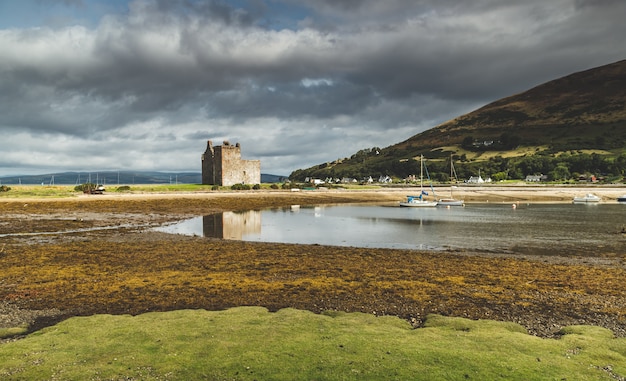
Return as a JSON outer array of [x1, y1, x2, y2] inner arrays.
[[450, 154, 454, 183], [450, 154, 457, 198], [420, 154, 424, 195]]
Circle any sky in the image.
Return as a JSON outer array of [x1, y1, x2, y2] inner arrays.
[[0, 0, 625, 177]]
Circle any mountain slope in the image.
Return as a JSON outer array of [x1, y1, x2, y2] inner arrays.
[[404, 59, 626, 150], [291, 59, 626, 182]]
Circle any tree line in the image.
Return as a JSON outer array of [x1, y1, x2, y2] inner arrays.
[[290, 151, 626, 183]]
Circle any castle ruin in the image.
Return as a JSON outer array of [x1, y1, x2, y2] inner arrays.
[[201, 140, 261, 186]]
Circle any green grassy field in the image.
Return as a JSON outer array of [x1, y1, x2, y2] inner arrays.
[[0, 184, 218, 198], [0, 185, 78, 198], [1, 308, 624, 380], [0, 183, 381, 198]]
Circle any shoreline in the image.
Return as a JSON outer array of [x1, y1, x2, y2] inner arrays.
[[1, 184, 626, 204], [1, 188, 626, 339]]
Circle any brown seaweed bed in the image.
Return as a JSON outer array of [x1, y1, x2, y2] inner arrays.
[[1, 190, 626, 339]]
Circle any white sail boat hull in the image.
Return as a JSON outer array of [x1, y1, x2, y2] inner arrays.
[[399, 155, 437, 207], [436, 198, 464, 206], [400, 198, 438, 207]]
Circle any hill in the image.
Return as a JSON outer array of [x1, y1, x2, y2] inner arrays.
[[406, 58, 626, 151], [290, 59, 626, 182]]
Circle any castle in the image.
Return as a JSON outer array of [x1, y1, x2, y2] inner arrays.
[[201, 140, 261, 186]]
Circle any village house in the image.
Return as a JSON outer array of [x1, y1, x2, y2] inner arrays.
[[466, 175, 492, 184], [378, 175, 392, 183], [525, 174, 548, 182]]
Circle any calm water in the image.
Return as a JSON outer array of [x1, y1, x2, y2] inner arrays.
[[154, 203, 626, 256]]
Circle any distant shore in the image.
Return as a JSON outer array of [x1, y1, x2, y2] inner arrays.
[[2, 184, 625, 204]]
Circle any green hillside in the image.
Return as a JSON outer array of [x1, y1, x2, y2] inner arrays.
[[290, 59, 626, 183]]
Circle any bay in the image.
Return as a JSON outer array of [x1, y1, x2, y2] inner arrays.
[[154, 203, 626, 256]]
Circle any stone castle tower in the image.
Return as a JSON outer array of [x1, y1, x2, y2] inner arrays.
[[201, 140, 261, 186]]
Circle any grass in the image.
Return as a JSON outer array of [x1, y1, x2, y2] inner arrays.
[[0, 308, 624, 380], [0, 185, 78, 198], [124, 183, 218, 192], [432, 145, 552, 162], [0, 327, 27, 339], [0, 184, 250, 198], [0, 184, 387, 199]]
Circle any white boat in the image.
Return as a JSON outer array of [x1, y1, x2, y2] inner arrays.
[[400, 155, 437, 207], [437, 198, 465, 207], [572, 193, 601, 203], [400, 194, 438, 207], [617, 195, 626, 203]]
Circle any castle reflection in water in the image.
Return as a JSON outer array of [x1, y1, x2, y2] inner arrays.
[[157, 204, 626, 255], [203, 210, 261, 240]]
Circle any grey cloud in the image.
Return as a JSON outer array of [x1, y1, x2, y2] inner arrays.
[[129, 0, 260, 27], [0, 0, 624, 176], [203, 79, 379, 120]]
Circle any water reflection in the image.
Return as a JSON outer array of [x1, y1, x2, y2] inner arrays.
[[157, 210, 261, 240], [155, 203, 626, 256], [203, 210, 261, 239]]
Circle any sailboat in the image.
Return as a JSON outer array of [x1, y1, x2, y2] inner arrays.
[[437, 156, 465, 206], [400, 155, 438, 207]]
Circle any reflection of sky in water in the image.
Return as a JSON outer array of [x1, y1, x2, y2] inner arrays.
[[155, 203, 626, 256], [157, 217, 204, 236]]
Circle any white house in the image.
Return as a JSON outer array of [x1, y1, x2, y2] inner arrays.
[[525, 174, 547, 182], [467, 175, 492, 184], [378, 175, 392, 183], [467, 176, 484, 184]]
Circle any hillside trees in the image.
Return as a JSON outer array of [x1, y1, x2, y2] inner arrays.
[[549, 164, 571, 181], [610, 154, 626, 176], [515, 155, 553, 176], [289, 150, 626, 183]]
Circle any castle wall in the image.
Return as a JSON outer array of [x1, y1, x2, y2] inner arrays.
[[201, 140, 215, 185], [201, 140, 261, 186]]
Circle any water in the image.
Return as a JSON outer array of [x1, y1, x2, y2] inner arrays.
[[154, 203, 626, 256]]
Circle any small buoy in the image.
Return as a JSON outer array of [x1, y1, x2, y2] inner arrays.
[[512, 204, 517, 209], [446, 205, 451, 209]]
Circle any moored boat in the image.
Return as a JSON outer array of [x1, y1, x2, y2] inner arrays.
[[437, 198, 465, 207], [400, 194, 438, 207], [572, 193, 601, 203], [399, 154, 437, 207], [617, 195, 626, 203]]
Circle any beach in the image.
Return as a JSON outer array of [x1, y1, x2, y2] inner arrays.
[[1, 186, 626, 340], [5, 183, 625, 203]]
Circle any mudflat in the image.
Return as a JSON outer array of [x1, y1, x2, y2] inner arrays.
[[1, 188, 625, 339]]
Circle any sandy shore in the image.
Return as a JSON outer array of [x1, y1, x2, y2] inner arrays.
[[4, 184, 626, 204]]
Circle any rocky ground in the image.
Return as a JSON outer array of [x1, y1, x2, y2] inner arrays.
[[1, 189, 626, 340]]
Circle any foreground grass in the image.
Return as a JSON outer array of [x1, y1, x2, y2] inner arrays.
[[1, 308, 624, 380]]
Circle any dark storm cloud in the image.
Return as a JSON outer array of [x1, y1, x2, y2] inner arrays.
[[0, 0, 624, 176]]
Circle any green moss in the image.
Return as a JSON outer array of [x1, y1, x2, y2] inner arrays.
[[0, 326, 27, 339], [1, 309, 624, 380]]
